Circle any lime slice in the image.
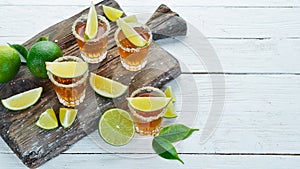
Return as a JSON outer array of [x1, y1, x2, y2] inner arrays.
[[89, 72, 128, 98], [45, 61, 88, 78], [102, 5, 123, 21], [122, 15, 138, 23], [164, 103, 177, 118], [99, 108, 134, 146], [116, 19, 148, 47], [85, 1, 98, 39], [59, 108, 78, 129], [1, 87, 43, 111], [36, 108, 58, 130], [127, 97, 171, 112], [164, 86, 176, 102]]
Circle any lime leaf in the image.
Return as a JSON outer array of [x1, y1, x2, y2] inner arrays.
[[85, 1, 98, 39], [36, 36, 49, 42], [8, 43, 28, 61], [152, 136, 184, 164], [159, 124, 199, 143]]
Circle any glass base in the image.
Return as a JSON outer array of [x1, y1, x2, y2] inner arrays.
[[121, 59, 147, 71], [56, 91, 86, 107], [81, 51, 107, 63], [135, 126, 161, 136]]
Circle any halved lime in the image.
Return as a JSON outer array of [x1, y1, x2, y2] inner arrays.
[[164, 86, 176, 102], [1, 87, 43, 111], [59, 108, 78, 129], [102, 5, 123, 21], [36, 108, 58, 130], [116, 19, 148, 47], [89, 72, 128, 98], [45, 61, 88, 78], [127, 97, 171, 112], [164, 103, 177, 118], [98, 108, 134, 146], [85, 1, 98, 39]]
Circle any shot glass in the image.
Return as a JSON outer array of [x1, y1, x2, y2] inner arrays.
[[72, 14, 110, 63], [47, 56, 88, 107], [114, 23, 152, 71], [128, 86, 168, 136]]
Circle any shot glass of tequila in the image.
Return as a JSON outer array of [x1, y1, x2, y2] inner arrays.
[[72, 14, 110, 63], [128, 86, 169, 136], [47, 56, 88, 107], [114, 23, 152, 71]]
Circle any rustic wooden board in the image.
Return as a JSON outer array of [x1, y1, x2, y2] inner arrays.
[[0, 0, 186, 168]]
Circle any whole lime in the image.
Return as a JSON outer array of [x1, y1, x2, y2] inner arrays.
[[0, 46, 21, 83], [27, 41, 62, 78]]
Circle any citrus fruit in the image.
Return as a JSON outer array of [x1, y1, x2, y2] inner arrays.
[[0, 46, 21, 83], [164, 86, 176, 102], [164, 103, 177, 118], [116, 19, 148, 47], [27, 41, 62, 78], [103, 5, 123, 21], [1, 87, 43, 111], [98, 108, 134, 146], [36, 108, 58, 130], [89, 73, 128, 98], [85, 1, 98, 40], [127, 97, 171, 112], [45, 61, 88, 78], [59, 108, 78, 129], [122, 15, 138, 23]]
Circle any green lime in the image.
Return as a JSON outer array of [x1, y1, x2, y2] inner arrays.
[[36, 108, 58, 130], [127, 97, 171, 112], [98, 108, 134, 146], [164, 86, 176, 102], [0, 46, 21, 83], [164, 103, 177, 118], [27, 41, 62, 78], [103, 5, 124, 21], [59, 108, 78, 129], [85, 1, 98, 40], [1, 87, 42, 111]]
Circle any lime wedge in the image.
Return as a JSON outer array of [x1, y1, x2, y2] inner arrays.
[[164, 103, 177, 118], [1, 87, 43, 111], [127, 97, 171, 112], [85, 1, 98, 39], [36, 108, 58, 130], [89, 72, 128, 98], [164, 86, 176, 102], [99, 108, 134, 146], [59, 108, 78, 129], [122, 15, 138, 23], [102, 5, 123, 21], [116, 19, 148, 47], [45, 61, 88, 78]]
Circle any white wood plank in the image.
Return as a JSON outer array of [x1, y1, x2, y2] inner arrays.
[[2, 75, 299, 155], [1, 7, 300, 38], [1, 0, 300, 7], [0, 153, 300, 169]]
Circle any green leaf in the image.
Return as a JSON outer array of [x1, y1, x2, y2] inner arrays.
[[8, 43, 28, 61], [159, 124, 199, 143], [36, 36, 49, 42], [152, 136, 184, 164]]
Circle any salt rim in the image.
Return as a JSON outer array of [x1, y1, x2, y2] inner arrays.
[[47, 56, 89, 89], [72, 14, 111, 42], [114, 22, 152, 52]]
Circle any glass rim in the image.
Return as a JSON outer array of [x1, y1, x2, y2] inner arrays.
[[114, 23, 152, 53], [47, 56, 89, 88], [72, 14, 111, 42]]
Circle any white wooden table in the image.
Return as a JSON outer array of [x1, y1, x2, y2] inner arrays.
[[1, 0, 300, 168]]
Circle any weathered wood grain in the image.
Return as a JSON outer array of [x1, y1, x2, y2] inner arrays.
[[0, 0, 186, 168]]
